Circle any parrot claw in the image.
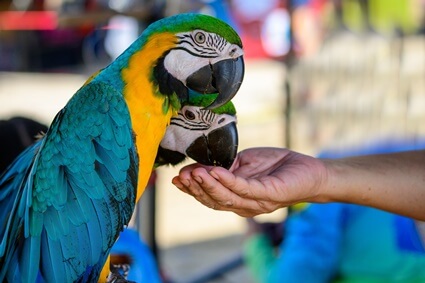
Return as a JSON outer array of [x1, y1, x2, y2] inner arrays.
[[107, 264, 136, 283]]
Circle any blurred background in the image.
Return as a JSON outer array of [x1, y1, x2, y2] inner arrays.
[[0, 0, 424, 282]]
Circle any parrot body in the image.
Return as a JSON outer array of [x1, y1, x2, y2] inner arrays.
[[0, 13, 244, 283]]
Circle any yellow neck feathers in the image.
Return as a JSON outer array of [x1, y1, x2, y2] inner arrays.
[[122, 32, 177, 201]]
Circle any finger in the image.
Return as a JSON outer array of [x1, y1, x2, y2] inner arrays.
[[180, 168, 227, 208], [175, 167, 282, 216], [172, 176, 191, 195], [209, 167, 271, 200], [174, 174, 279, 217], [173, 167, 209, 197], [174, 172, 224, 210], [174, 164, 210, 191], [191, 169, 277, 214], [176, 164, 214, 190], [182, 168, 244, 212]]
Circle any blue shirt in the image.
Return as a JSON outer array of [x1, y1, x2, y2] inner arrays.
[[244, 203, 425, 283]]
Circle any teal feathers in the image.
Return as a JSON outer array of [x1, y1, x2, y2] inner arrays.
[[0, 82, 137, 282]]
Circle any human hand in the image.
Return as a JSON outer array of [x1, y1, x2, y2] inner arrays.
[[172, 147, 327, 217]]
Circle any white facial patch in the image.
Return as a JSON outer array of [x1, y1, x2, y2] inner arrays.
[[163, 49, 210, 84], [163, 30, 244, 84]]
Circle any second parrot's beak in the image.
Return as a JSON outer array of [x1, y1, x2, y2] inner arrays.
[[186, 121, 238, 169], [186, 57, 245, 110]]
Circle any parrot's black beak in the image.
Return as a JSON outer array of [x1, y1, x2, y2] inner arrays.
[[186, 121, 238, 169], [186, 57, 244, 110]]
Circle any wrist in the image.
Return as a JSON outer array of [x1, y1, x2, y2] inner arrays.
[[315, 158, 344, 203], [319, 156, 372, 205]]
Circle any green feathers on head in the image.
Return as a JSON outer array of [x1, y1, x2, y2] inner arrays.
[[145, 13, 242, 47], [185, 92, 236, 115]]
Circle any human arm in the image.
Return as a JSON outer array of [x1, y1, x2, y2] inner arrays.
[[322, 150, 425, 221], [172, 147, 425, 220]]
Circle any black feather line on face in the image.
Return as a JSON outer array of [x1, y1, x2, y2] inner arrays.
[[173, 46, 217, 58], [155, 146, 186, 166], [153, 55, 188, 103]]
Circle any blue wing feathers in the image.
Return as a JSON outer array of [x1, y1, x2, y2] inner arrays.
[[94, 142, 127, 184], [0, 81, 139, 282], [6, 251, 20, 282], [21, 235, 41, 283], [57, 208, 70, 236], [55, 167, 68, 209], [40, 233, 65, 283], [65, 185, 89, 226], [86, 210, 103, 263], [29, 210, 43, 237]]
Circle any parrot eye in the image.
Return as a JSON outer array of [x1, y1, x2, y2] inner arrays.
[[184, 110, 196, 120], [194, 32, 206, 44]]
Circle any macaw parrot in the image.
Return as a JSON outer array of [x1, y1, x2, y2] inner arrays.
[[0, 13, 244, 283], [108, 95, 238, 282]]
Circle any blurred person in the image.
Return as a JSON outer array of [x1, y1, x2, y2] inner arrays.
[[244, 203, 425, 283], [291, 0, 326, 58], [260, 6, 291, 57], [230, 0, 287, 58], [104, 15, 140, 61]]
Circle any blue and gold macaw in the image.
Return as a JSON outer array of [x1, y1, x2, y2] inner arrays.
[[0, 13, 244, 283]]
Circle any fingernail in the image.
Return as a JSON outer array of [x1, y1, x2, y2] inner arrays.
[[172, 179, 182, 189], [210, 170, 219, 180], [194, 175, 203, 184], [181, 179, 190, 187]]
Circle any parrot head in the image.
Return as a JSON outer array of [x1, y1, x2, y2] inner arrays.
[[117, 13, 245, 110], [156, 93, 238, 169], [152, 13, 244, 109]]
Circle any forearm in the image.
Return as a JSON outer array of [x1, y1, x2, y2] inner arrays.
[[320, 150, 425, 220]]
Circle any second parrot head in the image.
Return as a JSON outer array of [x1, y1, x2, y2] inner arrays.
[[156, 93, 238, 169]]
